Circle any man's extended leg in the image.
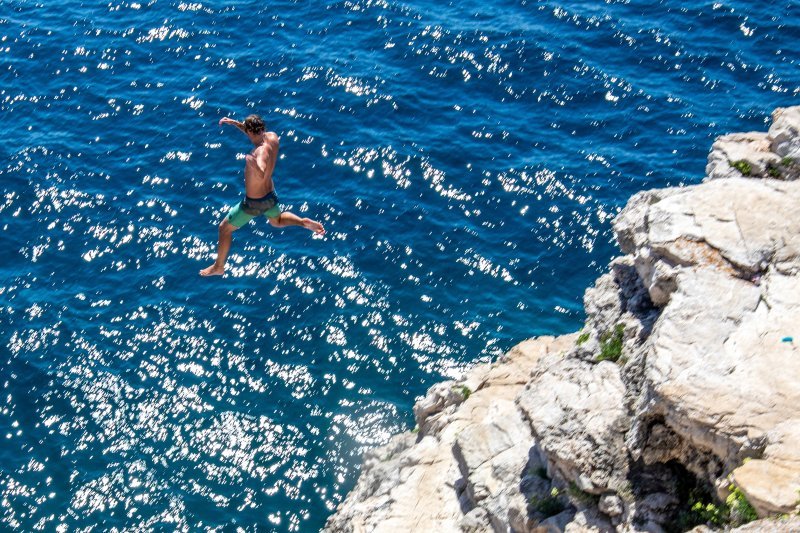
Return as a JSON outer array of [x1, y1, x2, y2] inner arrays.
[[200, 219, 239, 276], [268, 212, 325, 235]]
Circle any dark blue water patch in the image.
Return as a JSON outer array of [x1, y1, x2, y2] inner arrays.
[[0, 0, 798, 530]]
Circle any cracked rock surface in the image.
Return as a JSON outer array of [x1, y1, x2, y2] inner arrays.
[[325, 108, 800, 532], [323, 335, 576, 533]]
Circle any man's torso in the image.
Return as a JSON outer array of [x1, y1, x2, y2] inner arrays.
[[244, 132, 279, 198]]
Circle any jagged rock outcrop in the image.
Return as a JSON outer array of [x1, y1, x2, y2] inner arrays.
[[323, 335, 577, 533], [325, 107, 800, 532], [706, 107, 800, 181]]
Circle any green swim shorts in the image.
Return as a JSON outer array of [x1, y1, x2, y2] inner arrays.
[[227, 191, 282, 227]]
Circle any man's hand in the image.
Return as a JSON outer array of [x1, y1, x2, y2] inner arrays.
[[219, 117, 246, 134]]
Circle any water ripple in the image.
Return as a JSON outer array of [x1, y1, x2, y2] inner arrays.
[[1, 0, 798, 530]]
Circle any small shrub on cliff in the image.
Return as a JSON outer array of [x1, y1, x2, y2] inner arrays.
[[452, 385, 471, 400], [529, 487, 566, 518], [782, 157, 796, 167], [596, 324, 625, 363], [731, 160, 752, 176], [727, 484, 758, 525], [567, 482, 600, 505], [767, 164, 781, 178], [676, 483, 758, 529], [576, 332, 590, 345], [677, 487, 729, 530], [690, 500, 728, 527]]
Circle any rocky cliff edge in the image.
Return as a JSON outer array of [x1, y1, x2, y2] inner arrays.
[[324, 106, 800, 533]]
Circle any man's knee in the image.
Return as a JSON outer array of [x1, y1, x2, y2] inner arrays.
[[268, 215, 282, 227], [219, 219, 237, 233]]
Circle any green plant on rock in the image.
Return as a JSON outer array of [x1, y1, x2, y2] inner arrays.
[[567, 482, 601, 505], [691, 500, 728, 527], [596, 323, 625, 363], [731, 160, 752, 176], [767, 165, 781, 178], [676, 487, 729, 531], [674, 476, 759, 531], [577, 331, 590, 346], [529, 487, 566, 518], [453, 385, 471, 400], [727, 484, 758, 526], [782, 157, 796, 167]]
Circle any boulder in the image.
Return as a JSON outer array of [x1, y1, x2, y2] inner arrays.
[[769, 106, 800, 161], [517, 357, 629, 494]]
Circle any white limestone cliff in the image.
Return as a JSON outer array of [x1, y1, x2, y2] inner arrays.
[[324, 107, 800, 532]]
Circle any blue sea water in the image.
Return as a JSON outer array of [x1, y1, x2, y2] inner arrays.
[[0, 0, 798, 530]]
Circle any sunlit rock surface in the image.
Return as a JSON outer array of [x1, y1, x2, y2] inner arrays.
[[325, 108, 800, 532]]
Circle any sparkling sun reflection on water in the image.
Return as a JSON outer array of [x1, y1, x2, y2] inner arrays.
[[1, 0, 798, 530]]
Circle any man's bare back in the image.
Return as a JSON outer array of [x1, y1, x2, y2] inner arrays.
[[244, 131, 278, 198], [199, 114, 325, 277]]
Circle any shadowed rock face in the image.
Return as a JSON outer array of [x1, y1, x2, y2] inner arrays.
[[325, 107, 800, 533]]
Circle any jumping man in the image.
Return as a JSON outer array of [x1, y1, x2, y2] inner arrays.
[[200, 114, 325, 277]]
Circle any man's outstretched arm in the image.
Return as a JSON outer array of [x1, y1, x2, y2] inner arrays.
[[219, 117, 246, 134]]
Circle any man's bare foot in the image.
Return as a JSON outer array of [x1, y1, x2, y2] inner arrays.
[[303, 218, 326, 235], [200, 264, 225, 277]]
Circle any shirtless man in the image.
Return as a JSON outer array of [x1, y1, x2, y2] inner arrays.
[[200, 114, 325, 277]]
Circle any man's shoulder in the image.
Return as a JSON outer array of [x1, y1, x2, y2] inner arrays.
[[265, 131, 280, 144]]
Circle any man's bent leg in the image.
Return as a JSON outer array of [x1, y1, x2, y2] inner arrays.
[[268, 212, 325, 235], [200, 219, 239, 276]]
